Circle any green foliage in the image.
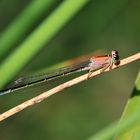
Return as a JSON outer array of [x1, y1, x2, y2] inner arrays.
[[0, 0, 139, 140], [114, 71, 140, 140], [0, 0, 88, 88], [0, 0, 54, 57], [87, 72, 140, 140]]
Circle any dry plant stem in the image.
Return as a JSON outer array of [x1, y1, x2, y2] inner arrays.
[[0, 52, 140, 121]]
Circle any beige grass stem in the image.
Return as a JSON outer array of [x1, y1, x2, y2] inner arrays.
[[0, 52, 140, 121]]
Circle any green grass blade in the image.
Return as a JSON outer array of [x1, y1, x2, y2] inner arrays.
[[114, 71, 140, 140], [87, 71, 140, 140], [0, 0, 54, 58], [0, 0, 89, 88]]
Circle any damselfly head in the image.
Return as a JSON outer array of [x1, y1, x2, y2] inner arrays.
[[111, 50, 120, 65]]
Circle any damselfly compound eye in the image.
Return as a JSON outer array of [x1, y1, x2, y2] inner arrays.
[[111, 50, 120, 65]]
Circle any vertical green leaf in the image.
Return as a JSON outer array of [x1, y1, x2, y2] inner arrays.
[[87, 71, 140, 140], [115, 71, 140, 140]]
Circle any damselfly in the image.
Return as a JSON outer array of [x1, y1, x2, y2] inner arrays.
[[0, 50, 120, 96]]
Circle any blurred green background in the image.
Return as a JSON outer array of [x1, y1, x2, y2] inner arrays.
[[0, 0, 139, 140]]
